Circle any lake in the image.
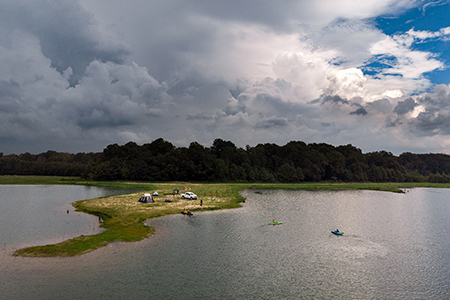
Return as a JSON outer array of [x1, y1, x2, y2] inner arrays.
[[0, 185, 144, 249], [2, 186, 450, 299]]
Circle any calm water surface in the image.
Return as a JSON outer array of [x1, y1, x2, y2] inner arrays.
[[2, 187, 450, 299], [0, 185, 143, 249]]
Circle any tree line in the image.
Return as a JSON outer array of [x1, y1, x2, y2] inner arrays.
[[1, 138, 450, 183]]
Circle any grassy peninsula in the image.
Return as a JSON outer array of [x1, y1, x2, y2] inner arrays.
[[5, 176, 450, 257]]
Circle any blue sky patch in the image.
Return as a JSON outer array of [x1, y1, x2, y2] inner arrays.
[[365, 1, 450, 84]]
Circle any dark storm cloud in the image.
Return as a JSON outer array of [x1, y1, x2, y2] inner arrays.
[[255, 117, 289, 129], [394, 98, 417, 115], [76, 111, 134, 130], [318, 94, 350, 105], [350, 107, 368, 115], [230, 87, 245, 100], [189, 1, 299, 31], [1, 0, 449, 155], [0, 79, 21, 97], [226, 87, 318, 123], [385, 120, 398, 127], [417, 85, 450, 109], [407, 85, 450, 136], [0, 1, 129, 86], [367, 98, 393, 114], [64, 61, 174, 129], [224, 99, 247, 116], [410, 109, 450, 135], [186, 113, 214, 121]]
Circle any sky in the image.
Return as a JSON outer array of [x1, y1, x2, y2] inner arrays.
[[2, 0, 450, 155]]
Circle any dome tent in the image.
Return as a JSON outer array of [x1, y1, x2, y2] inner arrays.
[[138, 193, 154, 203]]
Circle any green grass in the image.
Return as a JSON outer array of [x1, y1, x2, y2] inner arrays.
[[6, 176, 450, 257]]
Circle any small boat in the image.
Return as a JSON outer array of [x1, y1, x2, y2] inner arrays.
[[331, 230, 343, 235], [268, 221, 282, 225], [181, 210, 193, 216]]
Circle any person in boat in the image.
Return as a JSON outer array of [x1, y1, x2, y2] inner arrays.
[[272, 220, 276, 223], [335, 229, 339, 232]]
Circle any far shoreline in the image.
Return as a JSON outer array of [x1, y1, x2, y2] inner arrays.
[[3, 176, 450, 257]]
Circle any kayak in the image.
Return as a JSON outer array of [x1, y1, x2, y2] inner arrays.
[[268, 221, 282, 225], [331, 230, 343, 235]]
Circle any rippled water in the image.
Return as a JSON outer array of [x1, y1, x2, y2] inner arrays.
[[2, 187, 450, 299]]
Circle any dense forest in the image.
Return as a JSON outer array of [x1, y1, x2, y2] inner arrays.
[[1, 138, 450, 183]]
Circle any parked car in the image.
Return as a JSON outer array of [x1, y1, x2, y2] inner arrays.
[[181, 192, 197, 200], [152, 191, 158, 196]]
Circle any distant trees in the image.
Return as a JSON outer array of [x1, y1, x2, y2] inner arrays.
[[0, 150, 97, 177], [1, 138, 450, 183]]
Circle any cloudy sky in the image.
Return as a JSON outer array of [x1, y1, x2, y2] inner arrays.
[[2, 0, 450, 155]]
